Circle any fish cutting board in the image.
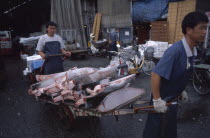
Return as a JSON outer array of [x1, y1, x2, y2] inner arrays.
[[97, 87, 145, 113]]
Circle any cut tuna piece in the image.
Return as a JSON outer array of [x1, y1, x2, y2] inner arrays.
[[97, 87, 145, 113]]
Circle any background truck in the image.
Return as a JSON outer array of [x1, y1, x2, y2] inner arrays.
[[0, 31, 13, 55]]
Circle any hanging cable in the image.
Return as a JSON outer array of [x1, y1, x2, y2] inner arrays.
[[0, 0, 33, 16]]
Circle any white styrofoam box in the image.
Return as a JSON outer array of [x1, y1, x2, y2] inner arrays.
[[143, 41, 169, 57], [156, 47, 168, 52], [156, 41, 168, 48], [26, 55, 43, 72], [154, 51, 164, 58], [21, 54, 28, 60], [146, 41, 158, 47], [152, 41, 168, 51], [156, 42, 168, 52], [26, 55, 42, 61], [144, 42, 157, 50]]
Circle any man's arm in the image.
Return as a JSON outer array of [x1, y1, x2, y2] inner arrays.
[[151, 72, 161, 100], [58, 35, 71, 56], [36, 36, 46, 60], [38, 51, 46, 60], [151, 72, 167, 113], [61, 49, 71, 56]]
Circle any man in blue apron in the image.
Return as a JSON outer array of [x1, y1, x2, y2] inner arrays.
[[36, 22, 71, 75], [143, 12, 208, 138]]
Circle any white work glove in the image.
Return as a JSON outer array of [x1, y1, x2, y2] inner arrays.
[[153, 98, 168, 113], [180, 91, 188, 103]]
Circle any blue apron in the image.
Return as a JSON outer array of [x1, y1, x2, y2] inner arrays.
[[143, 56, 194, 138], [43, 41, 64, 75]]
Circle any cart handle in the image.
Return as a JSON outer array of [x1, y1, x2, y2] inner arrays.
[[134, 102, 177, 113], [134, 95, 181, 113]]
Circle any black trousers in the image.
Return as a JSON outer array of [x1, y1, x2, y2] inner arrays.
[[143, 105, 177, 138], [110, 41, 118, 52]]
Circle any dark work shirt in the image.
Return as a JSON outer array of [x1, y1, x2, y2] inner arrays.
[[152, 39, 196, 101], [110, 32, 119, 42]]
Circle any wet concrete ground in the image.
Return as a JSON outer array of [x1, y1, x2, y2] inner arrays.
[[0, 55, 210, 138]]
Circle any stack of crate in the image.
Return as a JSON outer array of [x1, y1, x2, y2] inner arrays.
[[151, 21, 168, 42], [168, 0, 196, 44], [92, 13, 102, 41]]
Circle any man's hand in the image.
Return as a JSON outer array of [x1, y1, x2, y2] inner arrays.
[[180, 91, 188, 103], [61, 49, 71, 57], [65, 51, 71, 57], [153, 98, 168, 113], [38, 51, 46, 60], [41, 54, 46, 60]]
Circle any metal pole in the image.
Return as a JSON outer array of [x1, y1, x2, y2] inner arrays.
[[204, 26, 209, 49]]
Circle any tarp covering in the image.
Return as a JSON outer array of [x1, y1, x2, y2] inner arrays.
[[132, 0, 184, 22], [51, 0, 87, 48]]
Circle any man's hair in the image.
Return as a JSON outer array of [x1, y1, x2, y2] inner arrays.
[[46, 21, 57, 28], [182, 11, 208, 34], [115, 28, 119, 31]]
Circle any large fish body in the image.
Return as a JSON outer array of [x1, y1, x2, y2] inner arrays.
[[30, 67, 98, 90], [29, 64, 119, 100], [36, 67, 78, 81], [97, 87, 145, 113], [75, 74, 136, 107], [102, 74, 135, 93], [36, 72, 64, 82], [85, 74, 136, 95], [73, 64, 118, 85]]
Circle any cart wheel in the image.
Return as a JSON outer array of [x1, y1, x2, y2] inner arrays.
[[142, 60, 155, 76], [28, 73, 36, 84], [95, 52, 102, 57], [81, 54, 86, 59], [192, 69, 210, 95], [58, 104, 75, 130]]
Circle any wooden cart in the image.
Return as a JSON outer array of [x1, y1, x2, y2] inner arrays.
[[37, 94, 151, 129]]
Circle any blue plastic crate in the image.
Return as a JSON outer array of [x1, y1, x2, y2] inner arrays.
[[30, 60, 44, 71]]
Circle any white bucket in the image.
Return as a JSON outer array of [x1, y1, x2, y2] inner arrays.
[[23, 70, 27, 76], [23, 68, 29, 76]]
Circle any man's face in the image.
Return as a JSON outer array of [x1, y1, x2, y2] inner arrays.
[[187, 22, 208, 43], [47, 25, 56, 36]]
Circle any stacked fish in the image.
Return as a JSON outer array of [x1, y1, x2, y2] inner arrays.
[[28, 64, 136, 106]]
